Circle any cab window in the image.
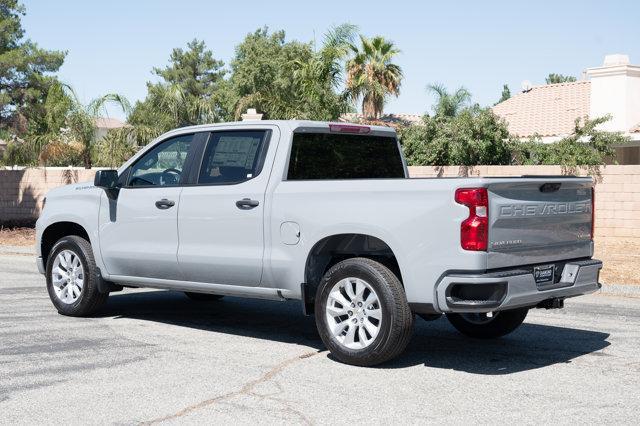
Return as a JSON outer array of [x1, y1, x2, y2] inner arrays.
[[198, 131, 268, 185], [128, 134, 193, 187]]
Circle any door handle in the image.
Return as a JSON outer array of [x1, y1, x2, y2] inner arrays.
[[155, 199, 175, 209], [235, 198, 259, 210]]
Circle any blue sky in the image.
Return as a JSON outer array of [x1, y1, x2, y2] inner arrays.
[[23, 0, 640, 120]]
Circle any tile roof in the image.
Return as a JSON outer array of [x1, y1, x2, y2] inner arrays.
[[492, 81, 591, 137], [94, 117, 127, 129]]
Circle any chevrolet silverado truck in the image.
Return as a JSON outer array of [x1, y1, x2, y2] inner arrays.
[[36, 120, 602, 366]]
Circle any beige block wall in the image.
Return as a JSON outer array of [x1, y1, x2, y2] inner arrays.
[[0, 168, 99, 224], [408, 165, 640, 241]]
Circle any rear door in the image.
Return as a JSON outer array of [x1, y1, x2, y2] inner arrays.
[[177, 128, 277, 286], [486, 178, 594, 269]]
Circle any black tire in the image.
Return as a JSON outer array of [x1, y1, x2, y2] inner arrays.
[[46, 236, 108, 317], [184, 292, 224, 301], [315, 257, 414, 367], [446, 308, 528, 339]]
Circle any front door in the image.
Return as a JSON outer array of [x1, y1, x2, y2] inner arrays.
[[177, 129, 275, 286], [98, 134, 194, 280]]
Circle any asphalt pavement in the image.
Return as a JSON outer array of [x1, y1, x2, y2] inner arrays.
[[1, 251, 639, 424]]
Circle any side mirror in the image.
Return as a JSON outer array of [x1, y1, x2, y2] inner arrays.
[[94, 170, 119, 189]]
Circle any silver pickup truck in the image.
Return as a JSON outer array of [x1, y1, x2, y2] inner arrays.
[[36, 120, 601, 366]]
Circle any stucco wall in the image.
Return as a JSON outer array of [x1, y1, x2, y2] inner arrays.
[[1, 166, 639, 242], [0, 168, 99, 224]]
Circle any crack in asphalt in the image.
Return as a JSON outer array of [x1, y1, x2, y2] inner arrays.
[[139, 349, 321, 425]]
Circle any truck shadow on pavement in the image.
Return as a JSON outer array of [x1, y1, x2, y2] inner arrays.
[[103, 290, 610, 375]]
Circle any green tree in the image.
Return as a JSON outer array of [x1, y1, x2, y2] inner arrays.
[[399, 106, 513, 166], [92, 127, 139, 169], [346, 35, 403, 119], [426, 83, 471, 117], [228, 28, 314, 119], [0, 0, 66, 135], [129, 39, 227, 134], [47, 83, 131, 168], [497, 84, 511, 104], [292, 24, 357, 120], [229, 25, 357, 121], [511, 115, 628, 174], [545, 73, 577, 84]]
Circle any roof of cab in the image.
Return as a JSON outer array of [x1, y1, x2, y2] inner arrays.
[[163, 120, 397, 136]]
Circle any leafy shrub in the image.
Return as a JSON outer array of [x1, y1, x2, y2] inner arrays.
[[399, 110, 628, 173], [92, 128, 139, 168], [510, 115, 625, 174], [399, 107, 513, 166]]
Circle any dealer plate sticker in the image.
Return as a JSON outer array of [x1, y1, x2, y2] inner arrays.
[[534, 265, 555, 284]]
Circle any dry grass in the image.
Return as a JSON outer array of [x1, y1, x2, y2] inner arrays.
[[0, 227, 36, 247], [0, 227, 638, 284], [595, 239, 640, 285]]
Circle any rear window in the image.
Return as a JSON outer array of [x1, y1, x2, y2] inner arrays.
[[286, 132, 405, 180]]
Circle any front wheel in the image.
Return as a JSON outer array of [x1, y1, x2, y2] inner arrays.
[[446, 308, 528, 339], [315, 257, 414, 367], [46, 236, 108, 316]]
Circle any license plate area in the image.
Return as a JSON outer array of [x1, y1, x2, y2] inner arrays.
[[534, 263, 580, 290], [534, 265, 555, 287], [533, 265, 556, 285]]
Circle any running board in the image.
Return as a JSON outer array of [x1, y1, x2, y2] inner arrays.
[[108, 275, 294, 301]]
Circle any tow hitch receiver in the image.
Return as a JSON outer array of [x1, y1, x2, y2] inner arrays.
[[536, 298, 565, 309]]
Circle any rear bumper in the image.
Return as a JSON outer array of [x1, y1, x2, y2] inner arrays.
[[435, 259, 602, 313]]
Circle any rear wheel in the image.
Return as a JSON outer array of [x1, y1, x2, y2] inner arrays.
[[184, 292, 224, 301], [446, 308, 528, 339], [315, 257, 414, 367], [46, 236, 108, 316]]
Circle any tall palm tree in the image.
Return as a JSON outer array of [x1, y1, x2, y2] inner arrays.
[[292, 23, 358, 120], [427, 83, 471, 117], [45, 83, 131, 168], [346, 35, 403, 119]]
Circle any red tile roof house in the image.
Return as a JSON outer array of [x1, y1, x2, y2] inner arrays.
[[492, 54, 640, 164]]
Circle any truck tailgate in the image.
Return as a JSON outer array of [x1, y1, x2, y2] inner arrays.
[[486, 178, 593, 269]]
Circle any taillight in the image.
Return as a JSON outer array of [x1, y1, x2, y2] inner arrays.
[[328, 123, 371, 134], [591, 187, 595, 239], [455, 188, 488, 251]]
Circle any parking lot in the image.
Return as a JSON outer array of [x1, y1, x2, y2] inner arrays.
[[1, 251, 639, 424]]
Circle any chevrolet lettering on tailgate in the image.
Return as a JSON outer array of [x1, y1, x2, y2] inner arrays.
[[499, 201, 591, 217]]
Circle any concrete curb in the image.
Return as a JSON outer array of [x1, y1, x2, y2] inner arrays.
[[0, 245, 35, 255], [598, 283, 640, 298]]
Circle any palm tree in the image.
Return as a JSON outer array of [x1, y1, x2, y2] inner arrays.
[[427, 83, 471, 117], [292, 23, 358, 120], [148, 83, 220, 128], [44, 83, 131, 168], [346, 35, 403, 119]]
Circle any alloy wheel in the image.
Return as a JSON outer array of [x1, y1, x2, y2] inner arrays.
[[325, 277, 382, 350], [51, 249, 84, 304]]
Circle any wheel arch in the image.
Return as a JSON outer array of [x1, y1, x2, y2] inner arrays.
[[41, 221, 91, 263], [303, 233, 403, 291]]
